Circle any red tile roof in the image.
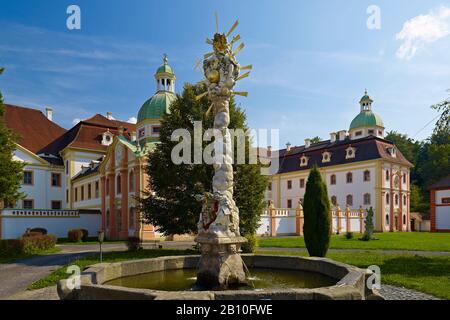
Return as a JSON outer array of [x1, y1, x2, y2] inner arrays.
[[3, 104, 66, 153]]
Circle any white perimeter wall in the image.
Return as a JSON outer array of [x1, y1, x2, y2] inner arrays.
[[435, 190, 450, 230]]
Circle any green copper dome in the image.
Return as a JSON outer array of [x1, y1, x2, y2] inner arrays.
[[137, 91, 176, 123], [350, 111, 384, 131]]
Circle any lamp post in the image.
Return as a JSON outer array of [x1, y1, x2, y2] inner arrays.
[[98, 230, 105, 263]]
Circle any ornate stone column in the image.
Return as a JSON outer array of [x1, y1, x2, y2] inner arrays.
[[194, 24, 249, 289]]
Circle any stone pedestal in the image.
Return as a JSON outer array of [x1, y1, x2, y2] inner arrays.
[[195, 233, 247, 289]]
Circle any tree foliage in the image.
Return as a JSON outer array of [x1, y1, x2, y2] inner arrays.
[[138, 83, 267, 238], [302, 165, 331, 257], [432, 89, 450, 133], [0, 68, 24, 207]]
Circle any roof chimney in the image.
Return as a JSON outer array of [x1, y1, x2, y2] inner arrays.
[[45, 107, 53, 121], [286, 142, 292, 152], [106, 112, 113, 120], [330, 132, 337, 143], [304, 138, 311, 149], [131, 131, 137, 142]]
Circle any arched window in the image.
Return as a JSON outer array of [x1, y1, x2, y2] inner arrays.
[[403, 214, 406, 225], [403, 195, 407, 206], [106, 178, 109, 196], [346, 172, 353, 183], [364, 193, 371, 205], [129, 170, 135, 193], [395, 194, 399, 206], [106, 209, 110, 226], [364, 170, 371, 182], [385, 214, 389, 226], [116, 175, 121, 195], [117, 209, 122, 231], [331, 196, 337, 206], [346, 195, 353, 206], [386, 170, 390, 181], [330, 174, 336, 185], [386, 193, 390, 205]]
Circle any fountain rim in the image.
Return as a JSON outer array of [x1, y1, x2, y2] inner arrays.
[[57, 254, 380, 300]]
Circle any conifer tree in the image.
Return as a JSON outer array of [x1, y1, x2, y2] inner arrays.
[[0, 68, 24, 208], [303, 165, 331, 257]]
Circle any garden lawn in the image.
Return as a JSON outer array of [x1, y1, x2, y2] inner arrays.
[[29, 249, 196, 290], [56, 238, 125, 245], [0, 247, 61, 264], [260, 250, 450, 300], [259, 232, 450, 252]]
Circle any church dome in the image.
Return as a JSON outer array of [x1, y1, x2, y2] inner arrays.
[[155, 54, 174, 75], [137, 91, 176, 123], [349, 110, 384, 130]]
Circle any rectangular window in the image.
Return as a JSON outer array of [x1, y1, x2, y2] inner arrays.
[[287, 180, 292, 190], [95, 181, 99, 198], [268, 182, 272, 191], [442, 197, 450, 204], [51, 173, 61, 187], [287, 199, 292, 208], [66, 189, 69, 203], [51, 201, 62, 210], [81, 186, 85, 201], [386, 170, 390, 181], [88, 183, 92, 199], [355, 131, 362, 136], [75, 188, 78, 202], [368, 129, 374, 135], [299, 179, 305, 188], [23, 199, 34, 209], [66, 160, 69, 174], [23, 171, 33, 185], [403, 174, 406, 184]]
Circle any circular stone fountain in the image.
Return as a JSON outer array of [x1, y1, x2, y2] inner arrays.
[[57, 254, 381, 300]]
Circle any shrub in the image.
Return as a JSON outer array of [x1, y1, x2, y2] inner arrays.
[[0, 239, 24, 257], [21, 234, 56, 254], [126, 236, 142, 251], [345, 232, 353, 240], [67, 229, 84, 242], [241, 233, 258, 253], [303, 165, 331, 257]]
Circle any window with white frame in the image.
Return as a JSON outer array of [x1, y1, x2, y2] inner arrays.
[[345, 147, 356, 159], [300, 155, 308, 167]]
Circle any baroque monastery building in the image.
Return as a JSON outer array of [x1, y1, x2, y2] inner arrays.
[[1, 58, 413, 239]]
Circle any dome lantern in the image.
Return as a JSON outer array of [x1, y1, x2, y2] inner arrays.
[[155, 54, 176, 93], [349, 90, 385, 140]]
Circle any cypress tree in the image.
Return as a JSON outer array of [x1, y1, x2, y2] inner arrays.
[[0, 68, 24, 208], [303, 165, 331, 257]]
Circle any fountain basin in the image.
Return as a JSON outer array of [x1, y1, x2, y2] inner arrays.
[[57, 255, 380, 300]]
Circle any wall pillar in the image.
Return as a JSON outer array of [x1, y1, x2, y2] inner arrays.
[[295, 203, 303, 236], [346, 205, 351, 232], [389, 168, 394, 232], [398, 173, 403, 232], [119, 147, 129, 240], [269, 203, 276, 237], [336, 205, 341, 234], [359, 206, 365, 233], [100, 176, 106, 231]]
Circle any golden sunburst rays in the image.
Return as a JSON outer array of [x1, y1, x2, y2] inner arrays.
[[195, 14, 251, 104]]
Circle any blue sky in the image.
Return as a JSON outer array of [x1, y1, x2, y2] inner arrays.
[[1, 0, 450, 147]]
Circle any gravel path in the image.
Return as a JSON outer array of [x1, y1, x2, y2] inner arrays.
[[379, 284, 441, 300]]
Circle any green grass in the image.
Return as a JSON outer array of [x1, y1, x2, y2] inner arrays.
[[259, 232, 450, 252], [0, 247, 61, 264], [260, 250, 450, 300], [29, 249, 196, 290]]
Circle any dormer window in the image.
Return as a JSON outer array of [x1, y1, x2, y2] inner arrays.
[[322, 152, 331, 163], [138, 128, 145, 139], [300, 155, 309, 167], [101, 131, 114, 146], [345, 147, 356, 159], [387, 147, 396, 157]]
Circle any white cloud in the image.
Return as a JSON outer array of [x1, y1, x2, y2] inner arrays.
[[72, 118, 81, 125], [127, 116, 137, 124], [396, 6, 450, 60]]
